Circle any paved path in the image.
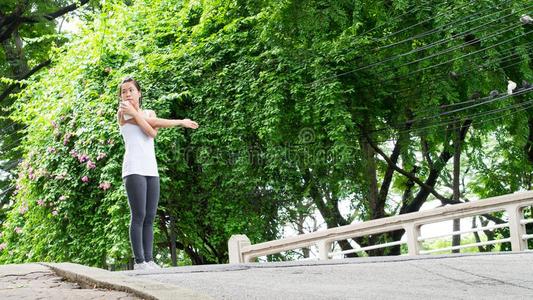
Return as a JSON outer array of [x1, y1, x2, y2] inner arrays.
[[3, 252, 533, 299], [0, 263, 138, 299], [121, 252, 533, 299]]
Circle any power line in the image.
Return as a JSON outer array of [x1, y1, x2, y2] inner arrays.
[[0, 185, 15, 198], [412, 86, 533, 125], [396, 32, 530, 82], [394, 49, 527, 101], [370, 0, 479, 43], [375, 0, 515, 51], [354, 1, 429, 41], [407, 93, 533, 135], [392, 22, 523, 71], [363, 87, 533, 142], [390, 88, 533, 137], [369, 96, 533, 145], [345, 31, 531, 93], [307, 3, 529, 87], [390, 59, 522, 108], [0, 130, 29, 154], [347, 6, 529, 77], [310, 21, 529, 88]]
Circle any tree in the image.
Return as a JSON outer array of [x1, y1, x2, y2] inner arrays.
[[0, 0, 531, 267], [0, 0, 96, 222]]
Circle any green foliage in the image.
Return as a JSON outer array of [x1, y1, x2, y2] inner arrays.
[[0, 0, 532, 265]]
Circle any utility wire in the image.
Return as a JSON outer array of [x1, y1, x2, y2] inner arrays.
[[310, 19, 530, 88], [0, 126, 30, 153], [394, 45, 530, 98], [411, 87, 533, 125], [0, 185, 15, 198], [362, 87, 533, 142], [355, 1, 430, 40], [370, 0, 479, 43], [369, 96, 533, 144], [349, 6, 529, 77], [376, 0, 515, 50], [344, 31, 531, 93], [371, 89, 533, 143]]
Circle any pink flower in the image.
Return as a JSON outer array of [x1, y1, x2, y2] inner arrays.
[[0, 243, 6, 251], [81, 176, 89, 183], [63, 133, 72, 145], [51, 120, 58, 128], [77, 154, 89, 163], [37, 199, 45, 206], [14, 227, 22, 234], [99, 182, 111, 191], [97, 152, 107, 161], [52, 210, 58, 216], [18, 204, 28, 215], [70, 149, 78, 158], [86, 160, 96, 169], [59, 195, 67, 201], [107, 139, 114, 145]]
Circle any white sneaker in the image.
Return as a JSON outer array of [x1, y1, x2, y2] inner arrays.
[[146, 261, 161, 269], [133, 262, 149, 270]]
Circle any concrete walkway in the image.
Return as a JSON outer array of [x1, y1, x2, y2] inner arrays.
[[0, 263, 138, 299], [121, 252, 533, 299], [2, 252, 533, 299]]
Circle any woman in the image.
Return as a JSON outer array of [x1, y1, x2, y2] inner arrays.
[[117, 77, 198, 270]]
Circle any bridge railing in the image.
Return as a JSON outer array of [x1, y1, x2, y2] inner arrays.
[[228, 191, 533, 263]]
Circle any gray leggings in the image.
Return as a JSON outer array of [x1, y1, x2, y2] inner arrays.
[[124, 174, 160, 264]]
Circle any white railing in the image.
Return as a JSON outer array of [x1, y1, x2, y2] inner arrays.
[[228, 191, 533, 263]]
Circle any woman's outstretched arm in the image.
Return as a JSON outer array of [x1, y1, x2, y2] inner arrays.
[[144, 116, 199, 129], [119, 108, 199, 130]]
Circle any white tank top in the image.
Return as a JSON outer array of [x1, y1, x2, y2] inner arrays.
[[120, 111, 159, 178]]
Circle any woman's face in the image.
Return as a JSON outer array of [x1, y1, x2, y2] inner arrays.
[[120, 82, 141, 108]]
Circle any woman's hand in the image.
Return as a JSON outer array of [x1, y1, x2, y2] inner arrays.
[[181, 119, 199, 129], [119, 101, 138, 116]]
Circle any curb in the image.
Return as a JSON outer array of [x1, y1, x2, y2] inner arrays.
[[41, 262, 212, 300]]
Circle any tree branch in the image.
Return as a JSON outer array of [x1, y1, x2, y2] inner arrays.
[[0, 0, 90, 43], [0, 59, 51, 103], [402, 120, 472, 213], [377, 134, 403, 211], [480, 213, 506, 224], [43, 0, 91, 21], [363, 131, 459, 205], [421, 136, 433, 168]]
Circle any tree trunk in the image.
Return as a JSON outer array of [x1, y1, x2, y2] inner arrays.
[[452, 124, 461, 253], [169, 215, 178, 266], [2, 28, 29, 78], [296, 208, 310, 258], [359, 125, 380, 221]]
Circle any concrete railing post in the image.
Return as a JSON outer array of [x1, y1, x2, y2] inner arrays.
[[506, 205, 526, 252], [404, 223, 421, 256], [318, 240, 332, 260], [228, 235, 251, 264]]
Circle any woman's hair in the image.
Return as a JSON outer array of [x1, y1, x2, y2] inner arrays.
[[118, 77, 142, 107]]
